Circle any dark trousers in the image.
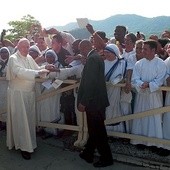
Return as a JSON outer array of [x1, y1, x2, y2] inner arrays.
[[60, 92, 76, 125], [85, 108, 113, 161]]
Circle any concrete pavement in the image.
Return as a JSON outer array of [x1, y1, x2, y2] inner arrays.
[[0, 130, 155, 170]]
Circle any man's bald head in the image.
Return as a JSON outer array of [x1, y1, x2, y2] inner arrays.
[[79, 39, 93, 57]]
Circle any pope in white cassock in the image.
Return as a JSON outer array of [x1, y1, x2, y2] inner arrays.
[[6, 38, 53, 160], [131, 40, 166, 148]]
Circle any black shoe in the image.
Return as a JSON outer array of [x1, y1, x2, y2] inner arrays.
[[136, 144, 146, 150], [21, 151, 31, 160], [36, 128, 45, 137], [0, 122, 6, 131], [93, 160, 113, 168], [156, 148, 170, 156], [79, 152, 93, 163], [149, 146, 159, 153]]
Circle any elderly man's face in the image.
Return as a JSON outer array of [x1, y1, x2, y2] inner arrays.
[[17, 40, 30, 57]]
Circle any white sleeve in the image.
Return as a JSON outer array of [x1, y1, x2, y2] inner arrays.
[[60, 32, 75, 45]]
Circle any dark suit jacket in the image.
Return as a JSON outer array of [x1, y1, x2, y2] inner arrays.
[[77, 50, 109, 111]]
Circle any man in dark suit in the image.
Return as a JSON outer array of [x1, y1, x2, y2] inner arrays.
[[77, 40, 113, 168]]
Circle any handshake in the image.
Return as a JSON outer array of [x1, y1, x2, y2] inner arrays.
[[38, 69, 49, 79], [38, 64, 60, 78]]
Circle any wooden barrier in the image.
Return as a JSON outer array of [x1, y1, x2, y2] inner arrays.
[[104, 82, 170, 146], [0, 77, 85, 147], [105, 106, 170, 145], [1, 78, 170, 147], [35, 78, 84, 147]]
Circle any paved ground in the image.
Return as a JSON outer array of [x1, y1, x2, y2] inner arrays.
[[0, 130, 166, 170]]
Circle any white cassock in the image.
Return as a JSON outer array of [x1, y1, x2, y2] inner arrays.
[[131, 57, 166, 147], [122, 49, 136, 61], [126, 53, 137, 70], [162, 57, 170, 149], [123, 53, 138, 132], [120, 50, 136, 133], [104, 58, 126, 132], [6, 51, 45, 152]]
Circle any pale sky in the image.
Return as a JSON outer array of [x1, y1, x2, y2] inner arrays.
[[0, 0, 170, 31]]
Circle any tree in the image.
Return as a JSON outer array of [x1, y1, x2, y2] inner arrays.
[[5, 14, 41, 42]]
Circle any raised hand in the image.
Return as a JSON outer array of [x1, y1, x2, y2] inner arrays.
[[86, 24, 95, 34]]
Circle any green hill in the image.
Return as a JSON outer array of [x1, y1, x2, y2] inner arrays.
[[49, 14, 170, 39]]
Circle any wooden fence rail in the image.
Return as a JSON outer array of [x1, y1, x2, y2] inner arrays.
[[0, 78, 170, 147]]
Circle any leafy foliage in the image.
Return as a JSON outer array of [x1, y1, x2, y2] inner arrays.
[[5, 14, 41, 41]]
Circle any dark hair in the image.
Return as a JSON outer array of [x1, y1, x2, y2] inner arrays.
[[72, 39, 82, 45], [52, 33, 63, 43], [144, 40, 157, 50], [126, 33, 137, 43], [158, 38, 170, 48], [116, 25, 127, 33], [96, 31, 107, 40]]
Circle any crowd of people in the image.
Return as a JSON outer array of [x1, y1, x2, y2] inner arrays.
[[0, 24, 170, 168]]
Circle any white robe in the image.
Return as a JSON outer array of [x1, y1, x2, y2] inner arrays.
[[124, 53, 139, 132], [120, 50, 136, 133], [104, 58, 126, 132], [36, 61, 63, 135], [35, 82, 62, 135], [122, 49, 136, 61], [0, 79, 8, 121], [6, 51, 44, 152], [162, 57, 170, 149], [131, 57, 166, 147], [126, 53, 137, 71]]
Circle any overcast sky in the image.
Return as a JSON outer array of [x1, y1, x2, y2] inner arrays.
[[0, 0, 170, 31]]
